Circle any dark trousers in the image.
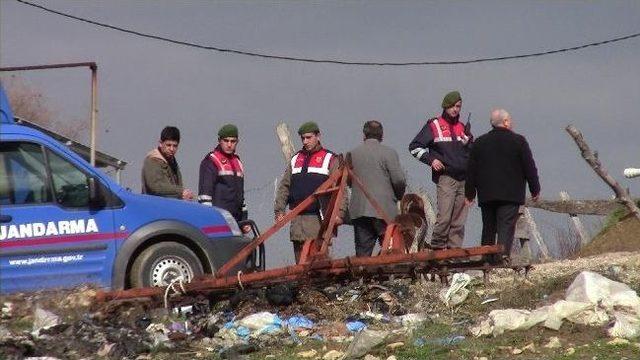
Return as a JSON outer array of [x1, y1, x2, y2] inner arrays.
[[480, 201, 520, 258], [353, 217, 387, 257]]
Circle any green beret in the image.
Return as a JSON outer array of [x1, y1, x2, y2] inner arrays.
[[297, 121, 320, 135], [441, 91, 462, 109], [218, 124, 238, 138]]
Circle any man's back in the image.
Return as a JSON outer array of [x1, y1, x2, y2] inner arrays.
[[349, 139, 406, 220], [467, 128, 539, 204]]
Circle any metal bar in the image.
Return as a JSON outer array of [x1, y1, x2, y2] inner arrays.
[[348, 167, 392, 224], [0, 62, 99, 166], [215, 168, 342, 276], [90, 65, 98, 166], [318, 166, 348, 256], [0, 62, 97, 72], [97, 245, 502, 302]]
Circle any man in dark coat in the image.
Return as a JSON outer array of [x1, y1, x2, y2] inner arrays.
[[348, 120, 406, 256], [465, 109, 540, 264], [198, 124, 250, 232]]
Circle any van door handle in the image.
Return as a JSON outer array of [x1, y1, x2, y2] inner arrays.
[[0, 215, 12, 223]]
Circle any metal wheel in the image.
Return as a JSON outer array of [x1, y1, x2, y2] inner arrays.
[[130, 241, 203, 288]]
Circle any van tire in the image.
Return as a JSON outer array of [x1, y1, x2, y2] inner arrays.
[[130, 241, 204, 288]]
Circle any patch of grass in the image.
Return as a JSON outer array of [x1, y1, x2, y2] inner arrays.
[[598, 201, 640, 236], [5, 317, 32, 332]]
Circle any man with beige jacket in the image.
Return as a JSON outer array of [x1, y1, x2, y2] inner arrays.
[[141, 126, 194, 200]]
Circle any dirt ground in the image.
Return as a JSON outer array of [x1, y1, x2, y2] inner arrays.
[[3, 219, 640, 359], [579, 216, 640, 257]]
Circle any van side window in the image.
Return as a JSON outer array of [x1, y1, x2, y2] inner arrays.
[[46, 149, 91, 208], [0, 142, 52, 205]]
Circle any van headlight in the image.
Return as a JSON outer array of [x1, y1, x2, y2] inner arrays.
[[220, 209, 242, 236]]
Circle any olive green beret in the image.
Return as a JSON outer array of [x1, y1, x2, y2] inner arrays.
[[218, 124, 238, 138], [297, 121, 320, 135], [441, 91, 462, 109]]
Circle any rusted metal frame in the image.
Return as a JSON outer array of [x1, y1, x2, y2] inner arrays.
[[380, 223, 405, 254], [318, 166, 349, 256], [215, 168, 343, 276], [347, 167, 392, 224], [97, 245, 502, 301]]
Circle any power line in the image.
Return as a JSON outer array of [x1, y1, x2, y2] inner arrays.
[[16, 0, 640, 66]]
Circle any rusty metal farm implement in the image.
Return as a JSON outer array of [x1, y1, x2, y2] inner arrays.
[[97, 158, 521, 303]]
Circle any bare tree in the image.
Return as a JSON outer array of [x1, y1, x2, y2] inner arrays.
[[1, 76, 87, 140]]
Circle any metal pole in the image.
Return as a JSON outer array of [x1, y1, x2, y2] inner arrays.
[[90, 64, 98, 166], [0, 62, 99, 166]]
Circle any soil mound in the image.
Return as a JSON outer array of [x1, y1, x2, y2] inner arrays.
[[579, 216, 640, 257]]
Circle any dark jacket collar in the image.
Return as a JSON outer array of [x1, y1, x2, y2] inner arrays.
[[441, 111, 459, 125]]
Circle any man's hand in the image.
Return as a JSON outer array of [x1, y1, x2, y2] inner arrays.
[[182, 189, 194, 200], [531, 193, 540, 202], [431, 159, 445, 172], [275, 213, 285, 223], [335, 216, 343, 225], [464, 198, 474, 207]]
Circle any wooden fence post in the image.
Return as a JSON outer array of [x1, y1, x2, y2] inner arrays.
[[559, 191, 590, 246], [523, 207, 551, 260], [276, 122, 295, 163], [410, 189, 436, 252]]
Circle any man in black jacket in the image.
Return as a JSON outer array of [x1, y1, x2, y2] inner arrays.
[[464, 109, 540, 264]]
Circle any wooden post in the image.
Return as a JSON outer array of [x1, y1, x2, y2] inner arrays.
[[411, 188, 436, 252], [276, 122, 295, 163], [559, 191, 590, 246], [523, 207, 551, 260], [566, 125, 640, 221]]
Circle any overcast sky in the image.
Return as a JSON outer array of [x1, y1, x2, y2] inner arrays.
[[2, 0, 639, 265]]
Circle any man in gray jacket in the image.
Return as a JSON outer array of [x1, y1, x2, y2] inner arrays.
[[348, 120, 406, 256]]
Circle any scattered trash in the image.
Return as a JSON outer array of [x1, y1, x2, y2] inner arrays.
[[470, 271, 640, 338], [287, 315, 314, 330], [31, 307, 61, 337], [146, 323, 172, 348], [1, 303, 13, 319], [608, 312, 640, 339], [343, 329, 389, 359], [237, 312, 284, 335], [480, 298, 499, 305], [172, 305, 193, 316], [439, 273, 472, 307], [396, 313, 429, 329], [346, 321, 367, 332], [565, 271, 640, 311]]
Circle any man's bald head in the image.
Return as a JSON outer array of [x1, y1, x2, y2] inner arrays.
[[490, 108, 512, 129]]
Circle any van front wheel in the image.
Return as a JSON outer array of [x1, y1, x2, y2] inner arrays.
[[130, 242, 204, 288]]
